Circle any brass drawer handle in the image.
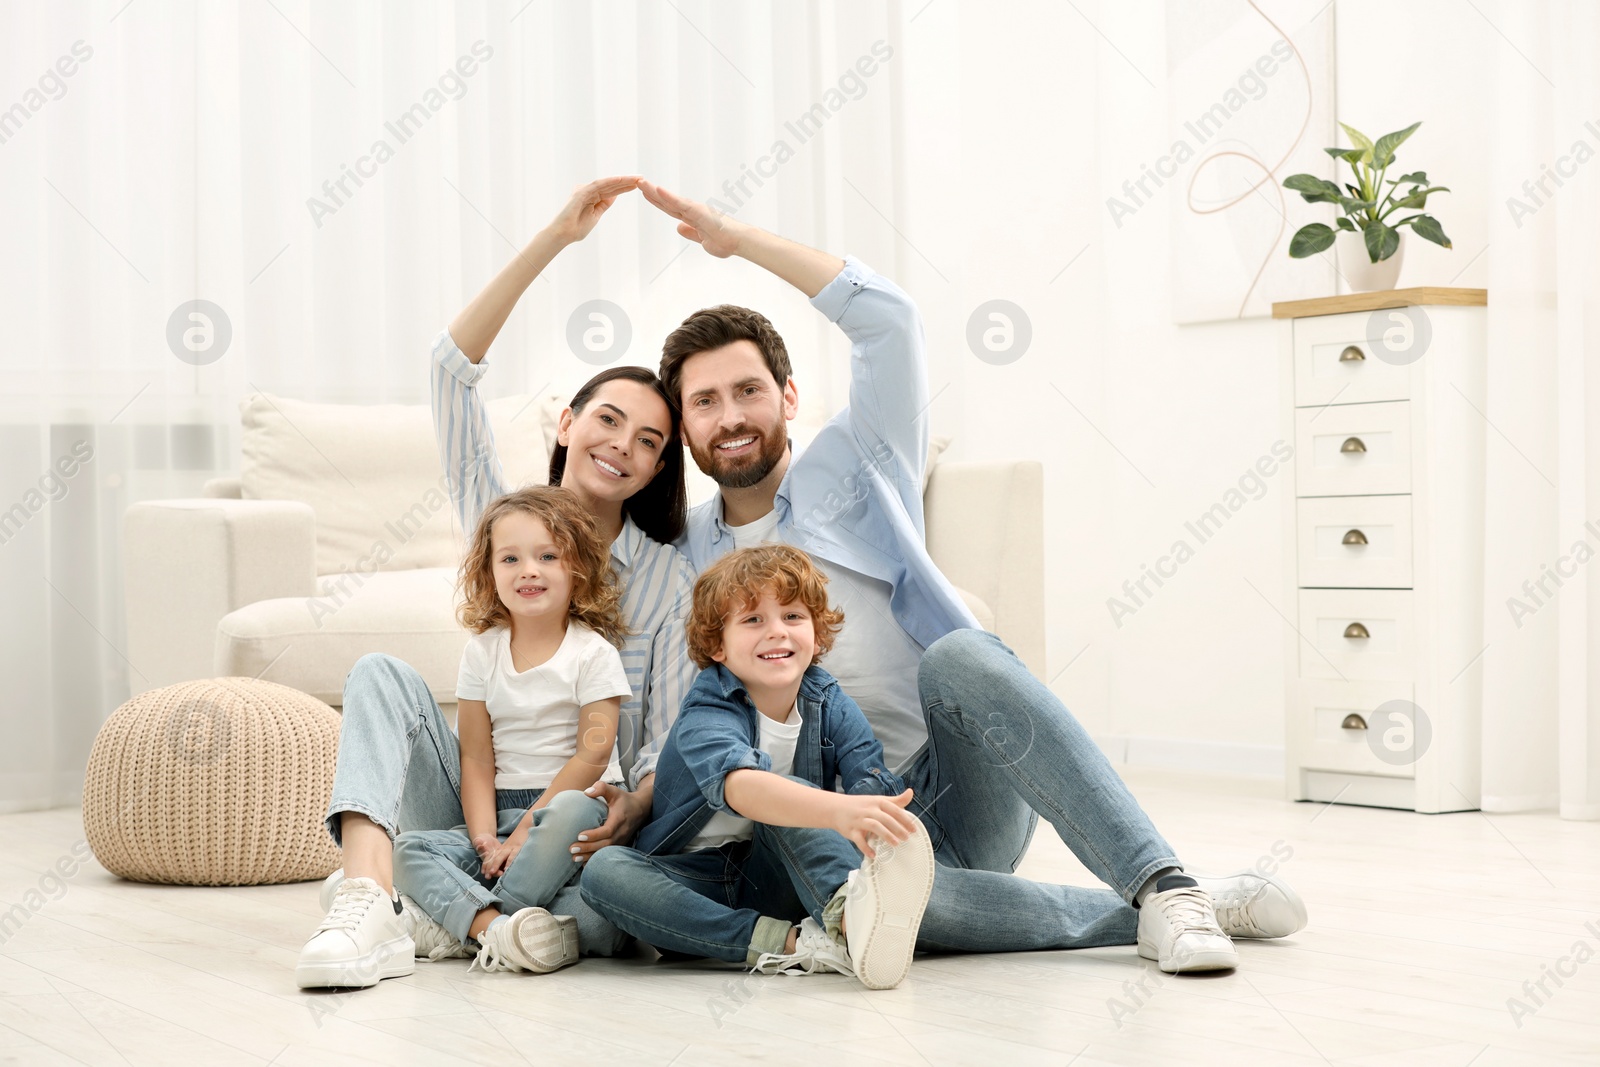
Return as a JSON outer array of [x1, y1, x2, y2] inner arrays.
[[1342, 529, 1369, 545], [1341, 436, 1367, 453], [1343, 622, 1370, 639], [1341, 713, 1368, 730], [1339, 345, 1366, 362]]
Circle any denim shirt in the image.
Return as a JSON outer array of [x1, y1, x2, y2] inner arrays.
[[633, 661, 905, 857], [675, 255, 981, 654]]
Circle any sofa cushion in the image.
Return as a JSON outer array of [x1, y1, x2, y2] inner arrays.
[[215, 567, 468, 707], [240, 392, 564, 576], [954, 585, 994, 632]]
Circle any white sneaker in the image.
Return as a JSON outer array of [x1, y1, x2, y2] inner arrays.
[[842, 815, 936, 990], [1136, 878, 1238, 974], [1192, 872, 1308, 939], [399, 894, 472, 961], [296, 877, 415, 989], [317, 867, 346, 912], [751, 917, 855, 978], [469, 908, 579, 974], [316, 868, 469, 961]]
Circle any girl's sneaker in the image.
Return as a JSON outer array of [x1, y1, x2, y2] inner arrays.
[[469, 907, 579, 974], [400, 894, 472, 961], [296, 876, 415, 989]]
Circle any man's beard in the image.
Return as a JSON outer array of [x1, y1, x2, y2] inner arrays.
[[690, 419, 790, 490]]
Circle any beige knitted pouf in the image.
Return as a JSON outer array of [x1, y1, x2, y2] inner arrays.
[[82, 677, 344, 886]]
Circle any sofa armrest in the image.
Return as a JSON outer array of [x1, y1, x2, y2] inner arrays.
[[924, 460, 1045, 676], [123, 498, 317, 693]]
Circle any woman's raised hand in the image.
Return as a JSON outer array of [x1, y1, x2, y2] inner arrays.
[[548, 175, 642, 245]]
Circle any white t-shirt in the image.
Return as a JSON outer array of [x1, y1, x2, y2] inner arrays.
[[689, 701, 804, 851], [727, 511, 928, 774], [456, 622, 633, 789]]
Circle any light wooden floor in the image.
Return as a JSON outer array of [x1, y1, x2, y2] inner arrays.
[[2, 767, 1597, 1066]]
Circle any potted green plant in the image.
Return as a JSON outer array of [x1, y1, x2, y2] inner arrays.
[[1283, 121, 1451, 292]]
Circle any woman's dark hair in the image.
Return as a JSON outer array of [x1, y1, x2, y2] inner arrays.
[[548, 366, 687, 545]]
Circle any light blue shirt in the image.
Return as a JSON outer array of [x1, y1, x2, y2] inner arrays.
[[676, 255, 981, 652], [430, 328, 697, 789]]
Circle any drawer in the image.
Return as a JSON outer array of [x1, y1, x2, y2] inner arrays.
[[1297, 589, 1415, 681], [1290, 679, 1417, 780], [1294, 401, 1411, 497], [1296, 495, 1412, 588], [1293, 311, 1413, 407]]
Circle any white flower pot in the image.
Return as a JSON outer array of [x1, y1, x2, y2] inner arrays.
[[1337, 230, 1405, 292]]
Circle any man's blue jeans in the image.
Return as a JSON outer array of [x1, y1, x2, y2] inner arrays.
[[324, 652, 630, 955], [579, 822, 857, 965], [900, 627, 1178, 951]]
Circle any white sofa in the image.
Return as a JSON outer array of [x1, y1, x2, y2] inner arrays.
[[123, 393, 1044, 708]]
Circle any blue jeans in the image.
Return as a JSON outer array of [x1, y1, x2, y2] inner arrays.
[[899, 628, 1178, 951], [324, 652, 630, 956], [393, 788, 606, 945], [579, 821, 857, 965], [580, 630, 1177, 955]]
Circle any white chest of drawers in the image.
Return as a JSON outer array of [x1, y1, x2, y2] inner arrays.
[[1274, 289, 1489, 813]]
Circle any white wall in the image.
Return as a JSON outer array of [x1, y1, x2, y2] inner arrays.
[[899, 0, 1494, 770]]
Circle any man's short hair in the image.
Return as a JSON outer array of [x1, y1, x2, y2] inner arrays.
[[659, 304, 791, 409], [686, 544, 844, 670]]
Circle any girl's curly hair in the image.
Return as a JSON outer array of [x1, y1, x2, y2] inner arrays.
[[456, 486, 628, 647], [685, 543, 845, 669]]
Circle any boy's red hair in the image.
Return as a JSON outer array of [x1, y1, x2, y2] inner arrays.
[[686, 544, 845, 669]]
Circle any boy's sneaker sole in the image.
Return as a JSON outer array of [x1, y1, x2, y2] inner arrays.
[[847, 823, 936, 990], [295, 934, 415, 989]]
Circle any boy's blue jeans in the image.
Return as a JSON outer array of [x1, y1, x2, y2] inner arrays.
[[324, 652, 630, 954], [581, 821, 857, 965]]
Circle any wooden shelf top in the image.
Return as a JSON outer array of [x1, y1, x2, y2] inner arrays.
[[1271, 287, 1488, 319]]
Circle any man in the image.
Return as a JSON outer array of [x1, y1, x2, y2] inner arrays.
[[637, 179, 1306, 971]]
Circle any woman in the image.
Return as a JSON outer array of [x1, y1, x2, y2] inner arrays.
[[297, 177, 697, 989]]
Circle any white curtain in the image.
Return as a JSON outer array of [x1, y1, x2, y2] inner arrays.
[[0, 0, 908, 812], [1480, 0, 1600, 819]]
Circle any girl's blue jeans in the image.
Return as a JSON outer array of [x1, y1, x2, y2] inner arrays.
[[393, 787, 606, 945], [324, 652, 628, 953]]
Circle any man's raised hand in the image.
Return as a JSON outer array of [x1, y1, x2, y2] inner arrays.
[[548, 175, 642, 246], [639, 179, 745, 258]]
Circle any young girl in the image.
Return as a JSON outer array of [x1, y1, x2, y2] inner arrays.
[[390, 486, 633, 975]]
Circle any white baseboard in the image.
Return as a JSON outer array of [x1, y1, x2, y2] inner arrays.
[[1093, 733, 1285, 780]]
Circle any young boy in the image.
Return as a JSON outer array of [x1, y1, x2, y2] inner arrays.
[[579, 543, 936, 990]]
